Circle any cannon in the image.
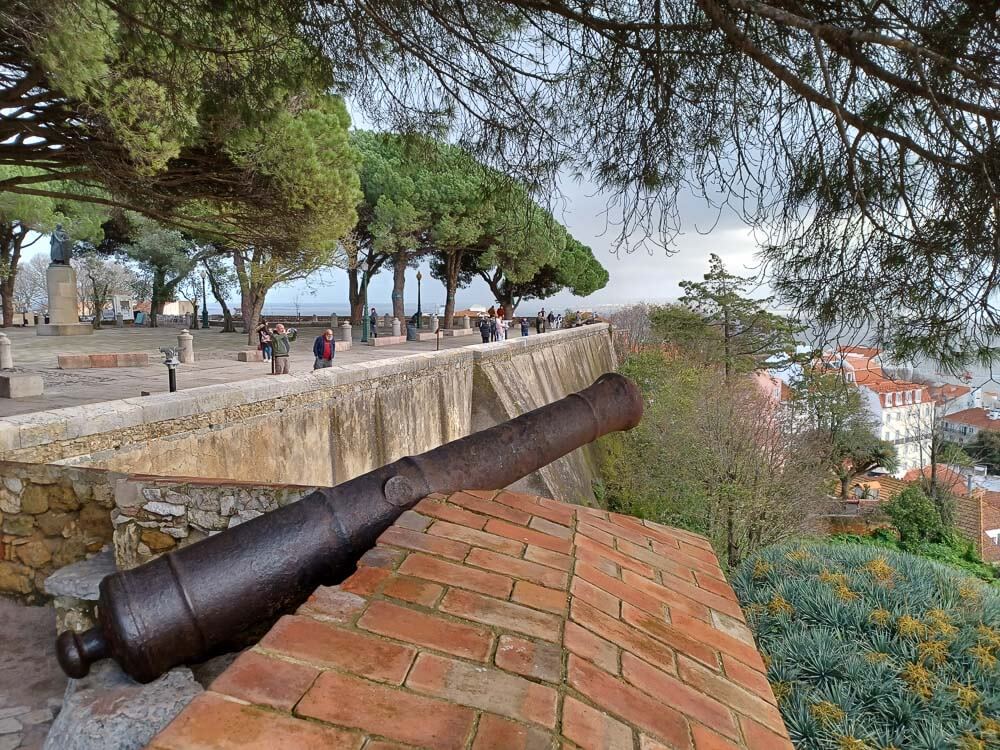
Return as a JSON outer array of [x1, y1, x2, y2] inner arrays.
[[56, 373, 643, 683]]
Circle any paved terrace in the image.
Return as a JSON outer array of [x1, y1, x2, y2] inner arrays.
[[149, 490, 790, 750], [0, 325, 491, 418]]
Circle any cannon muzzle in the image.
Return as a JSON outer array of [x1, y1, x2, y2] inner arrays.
[[57, 373, 642, 682]]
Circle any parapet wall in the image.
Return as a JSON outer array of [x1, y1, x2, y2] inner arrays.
[[0, 325, 616, 504]]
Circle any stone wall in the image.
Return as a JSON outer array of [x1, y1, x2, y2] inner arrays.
[[0, 327, 616, 506], [0, 461, 116, 601], [471, 325, 617, 505], [112, 476, 316, 569]]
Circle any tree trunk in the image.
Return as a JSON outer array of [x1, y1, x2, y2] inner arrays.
[[205, 267, 236, 333], [391, 251, 407, 320], [839, 474, 850, 500], [442, 250, 463, 329], [347, 268, 362, 324], [150, 269, 166, 328], [0, 278, 14, 329]]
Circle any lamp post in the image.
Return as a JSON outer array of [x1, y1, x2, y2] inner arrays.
[[200, 270, 209, 329], [416, 270, 423, 329], [360, 258, 371, 344]]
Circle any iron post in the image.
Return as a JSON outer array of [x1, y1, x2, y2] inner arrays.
[[416, 270, 423, 329], [159, 348, 179, 392], [200, 270, 209, 329]]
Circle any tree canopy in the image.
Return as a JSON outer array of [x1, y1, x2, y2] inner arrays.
[[1, 2, 348, 248]]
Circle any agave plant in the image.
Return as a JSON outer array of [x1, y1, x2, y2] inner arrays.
[[733, 542, 1000, 749]]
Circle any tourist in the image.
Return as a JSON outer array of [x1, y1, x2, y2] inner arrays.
[[535, 310, 545, 334], [313, 329, 336, 369], [256, 319, 273, 361], [547, 310, 555, 329], [478, 315, 491, 343], [369, 307, 378, 338], [496, 315, 508, 341], [271, 323, 297, 374], [488, 305, 496, 318], [556, 314, 563, 330], [497, 304, 506, 320], [489, 314, 499, 342], [520, 318, 529, 337]]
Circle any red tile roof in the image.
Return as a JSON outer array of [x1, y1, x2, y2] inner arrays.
[[942, 408, 1000, 432], [148, 491, 791, 750], [928, 384, 972, 405], [902, 465, 972, 496]]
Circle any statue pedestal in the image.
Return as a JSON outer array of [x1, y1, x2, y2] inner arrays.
[[37, 264, 92, 337]]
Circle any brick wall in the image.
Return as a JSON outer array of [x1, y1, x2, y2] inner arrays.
[[149, 490, 790, 750], [982, 499, 1000, 564]]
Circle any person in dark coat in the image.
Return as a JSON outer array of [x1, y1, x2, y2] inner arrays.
[[478, 315, 491, 343], [520, 318, 529, 337], [313, 328, 336, 369], [535, 311, 545, 333], [489, 314, 499, 342]]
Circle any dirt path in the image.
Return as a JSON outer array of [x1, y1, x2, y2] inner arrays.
[[0, 598, 66, 750]]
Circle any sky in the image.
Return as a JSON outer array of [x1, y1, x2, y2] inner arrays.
[[21, 181, 767, 316]]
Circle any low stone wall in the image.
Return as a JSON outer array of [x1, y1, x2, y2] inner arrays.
[[0, 325, 617, 510], [112, 476, 317, 569], [0, 461, 116, 601]]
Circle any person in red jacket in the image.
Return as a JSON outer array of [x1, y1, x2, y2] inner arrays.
[[313, 328, 336, 369]]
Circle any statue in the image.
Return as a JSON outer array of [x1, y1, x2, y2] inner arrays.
[[49, 224, 71, 265]]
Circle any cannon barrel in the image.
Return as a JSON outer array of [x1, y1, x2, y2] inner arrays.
[[56, 373, 642, 682]]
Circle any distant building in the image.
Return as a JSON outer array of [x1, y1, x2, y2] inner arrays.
[[940, 407, 1000, 446], [823, 347, 933, 473], [927, 383, 979, 415]]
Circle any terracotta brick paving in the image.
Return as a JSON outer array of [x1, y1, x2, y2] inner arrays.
[[147, 491, 792, 750]]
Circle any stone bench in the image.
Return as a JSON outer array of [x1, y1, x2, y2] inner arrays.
[[414, 331, 440, 341], [0, 372, 43, 398], [369, 335, 407, 347], [235, 350, 264, 362], [441, 327, 476, 337], [58, 352, 150, 369]]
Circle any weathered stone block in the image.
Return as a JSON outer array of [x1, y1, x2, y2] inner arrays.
[[88, 354, 118, 368], [15, 539, 51, 567], [236, 350, 264, 362], [370, 335, 407, 347], [142, 500, 185, 517], [19, 485, 49, 514], [0, 373, 43, 398], [2, 515, 34, 536], [115, 352, 149, 367], [0, 488, 20, 513], [56, 354, 91, 369], [78, 503, 112, 540], [43, 662, 202, 750], [0, 560, 32, 594], [37, 511, 73, 537], [140, 529, 176, 552], [48, 484, 82, 512]]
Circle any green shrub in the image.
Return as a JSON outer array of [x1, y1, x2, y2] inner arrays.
[[733, 542, 1000, 750], [830, 531, 1000, 587], [883, 486, 945, 545]]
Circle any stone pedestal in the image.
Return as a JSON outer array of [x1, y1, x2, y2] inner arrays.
[[391, 318, 401, 337], [330, 314, 338, 329], [339, 322, 352, 343], [429, 314, 439, 333], [115, 314, 124, 328], [177, 330, 195, 364], [0, 333, 11, 369], [37, 264, 92, 336], [461, 315, 471, 329]]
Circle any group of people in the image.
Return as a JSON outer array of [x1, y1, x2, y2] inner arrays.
[[254, 304, 569, 373], [476, 306, 563, 344], [256, 319, 337, 374]]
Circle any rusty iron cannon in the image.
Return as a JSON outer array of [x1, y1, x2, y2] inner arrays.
[[56, 373, 642, 683]]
